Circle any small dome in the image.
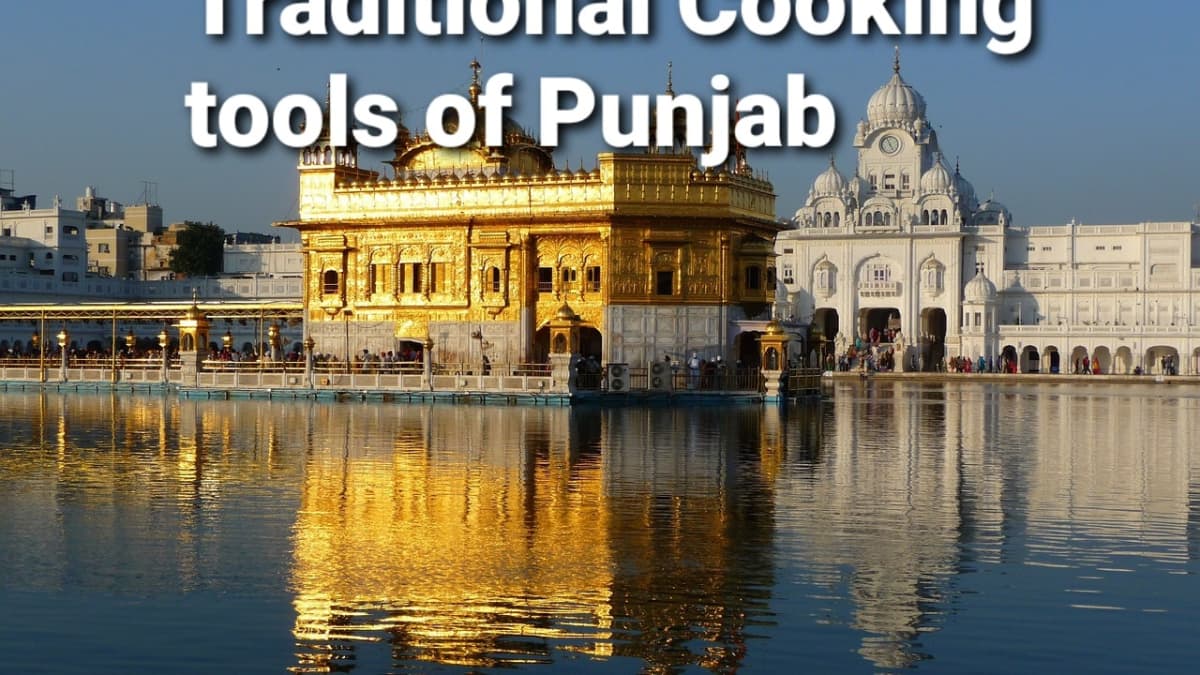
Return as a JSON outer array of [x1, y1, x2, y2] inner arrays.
[[974, 197, 1012, 227], [812, 160, 847, 196], [955, 168, 977, 208], [920, 157, 954, 194], [847, 173, 866, 200], [765, 320, 785, 336], [964, 269, 998, 302], [184, 303, 205, 321], [867, 70, 927, 126], [555, 303, 580, 321], [978, 198, 1009, 214]]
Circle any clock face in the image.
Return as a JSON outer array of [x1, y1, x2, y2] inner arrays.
[[880, 135, 900, 154]]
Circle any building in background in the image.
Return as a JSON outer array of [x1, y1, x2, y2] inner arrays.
[[775, 55, 1200, 375], [0, 181, 300, 303]]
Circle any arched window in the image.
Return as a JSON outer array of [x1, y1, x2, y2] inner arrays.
[[884, 213, 892, 226], [823, 212, 832, 227], [833, 212, 841, 227], [931, 210, 940, 225], [815, 261, 837, 297], [922, 210, 930, 225], [490, 267, 501, 293], [322, 270, 339, 295], [941, 210, 949, 225]]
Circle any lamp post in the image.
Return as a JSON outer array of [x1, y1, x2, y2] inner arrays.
[[422, 337, 434, 391], [125, 330, 137, 355], [222, 330, 233, 351], [268, 323, 280, 363], [158, 328, 170, 384], [57, 329, 69, 383], [304, 336, 315, 388], [32, 331, 44, 383]]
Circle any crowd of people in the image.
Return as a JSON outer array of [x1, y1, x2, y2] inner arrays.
[[344, 347, 426, 372]]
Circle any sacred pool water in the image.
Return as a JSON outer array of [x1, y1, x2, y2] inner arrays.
[[1, 381, 1196, 673]]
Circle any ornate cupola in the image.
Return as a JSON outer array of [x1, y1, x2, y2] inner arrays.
[[299, 85, 360, 170], [920, 153, 955, 195], [812, 158, 848, 198], [866, 49, 927, 127], [961, 263, 999, 363]]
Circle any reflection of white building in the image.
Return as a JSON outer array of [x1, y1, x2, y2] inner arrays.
[[776, 55, 1200, 375]]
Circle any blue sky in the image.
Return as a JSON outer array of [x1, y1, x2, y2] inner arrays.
[[1, 1, 1197, 238]]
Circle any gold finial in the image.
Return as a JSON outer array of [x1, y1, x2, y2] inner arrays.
[[666, 61, 674, 96], [469, 58, 483, 104], [893, 45, 901, 74]]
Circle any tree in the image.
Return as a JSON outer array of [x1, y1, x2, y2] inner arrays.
[[169, 221, 225, 277]]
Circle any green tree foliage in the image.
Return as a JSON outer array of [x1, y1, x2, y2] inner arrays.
[[169, 221, 225, 277]]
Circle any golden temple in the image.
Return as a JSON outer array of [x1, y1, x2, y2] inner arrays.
[[280, 62, 782, 368]]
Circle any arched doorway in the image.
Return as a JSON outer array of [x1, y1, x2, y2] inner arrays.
[[1114, 346, 1133, 375], [1092, 346, 1112, 374], [812, 308, 839, 359], [397, 339, 425, 368], [921, 308, 948, 372], [1021, 346, 1040, 373], [1001, 345, 1018, 373], [533, 327, 550, 363], [579, 327, 603, 360], [1146, 346, 1180, 375], [736, 332, 762, 368], [1042, 346, 1061, 374], [1069, 346, 1089, 374], [860, 307, 901, 343]]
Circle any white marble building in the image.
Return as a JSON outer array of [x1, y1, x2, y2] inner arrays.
[[776, 56, 1200, 375]]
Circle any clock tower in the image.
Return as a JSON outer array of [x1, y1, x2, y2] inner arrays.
[[851, 48, 936, 205]]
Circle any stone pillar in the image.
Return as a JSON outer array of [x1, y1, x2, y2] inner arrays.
[[759, 320, 790, 403], [549, 352, 579, 394]]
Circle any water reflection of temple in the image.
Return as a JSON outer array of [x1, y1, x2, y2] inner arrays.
[[0, 392, 310, 594], [2, 388, 1199, 672], [774, 381, 1200, 670], [287, 404, 803, 673]]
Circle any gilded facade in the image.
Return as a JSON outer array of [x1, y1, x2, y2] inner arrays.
[[280, 65, 781, 368]]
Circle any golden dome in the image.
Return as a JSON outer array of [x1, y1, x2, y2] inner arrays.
[[389, 60, 554, 177], [765, 320, 785, 336]]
